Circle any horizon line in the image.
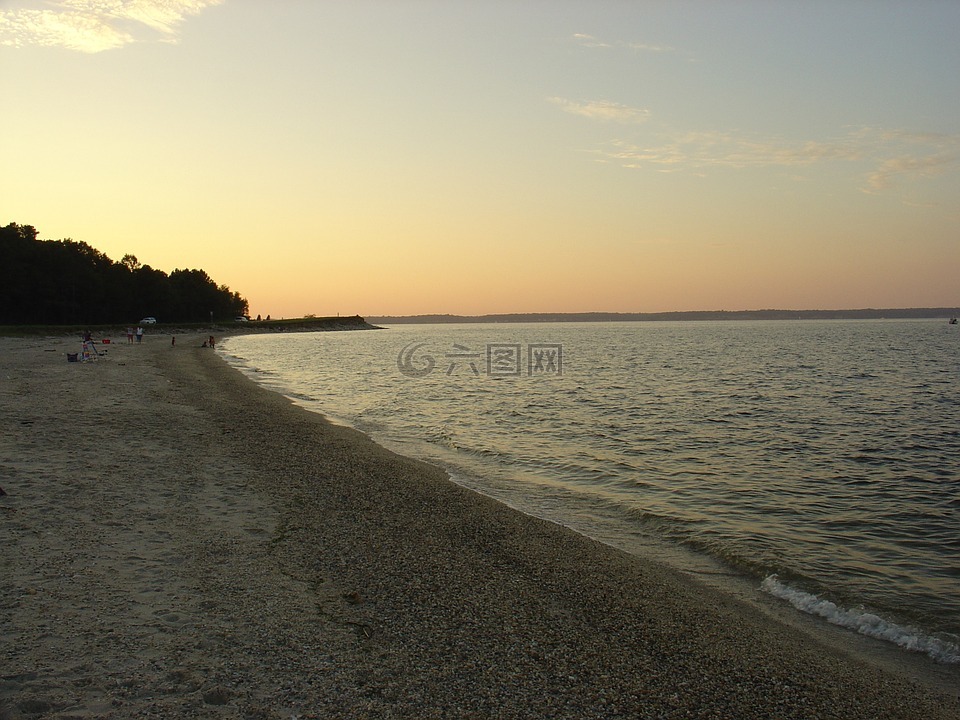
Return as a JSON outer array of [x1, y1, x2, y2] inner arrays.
[[364, 307, 960, 322]]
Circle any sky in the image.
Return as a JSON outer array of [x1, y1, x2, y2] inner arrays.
[[2, 0, 959, 318]]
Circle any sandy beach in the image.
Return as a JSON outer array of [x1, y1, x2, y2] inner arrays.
[[1, 333, 958, 719]]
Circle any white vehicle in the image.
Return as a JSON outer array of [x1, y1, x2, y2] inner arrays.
[[140, 317, 157, 324]]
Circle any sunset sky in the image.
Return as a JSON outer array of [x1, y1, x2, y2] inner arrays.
[[2, 1, 958, 318]]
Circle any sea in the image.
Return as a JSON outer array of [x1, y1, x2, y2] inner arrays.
[[220, 319, 960, 664]]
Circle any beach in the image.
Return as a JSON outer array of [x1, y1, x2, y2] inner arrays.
[[1, 334, 958, 719]]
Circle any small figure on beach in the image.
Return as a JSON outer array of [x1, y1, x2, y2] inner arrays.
[[208, 335, 215, 349], [136, 326, 144, 343], [126, 327, 134, 344], [171, 336, 176, 347]]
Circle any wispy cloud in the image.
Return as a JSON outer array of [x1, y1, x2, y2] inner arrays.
[[572, 32, 674, 54], [571, 33, 610, 49], [597, 127, 960, 193], [606, 131, 862, 169], [549, 97, 651, 124], [0, 0, 222, 53], [624, 41, 674, 54], [866, 153, 957, 191]]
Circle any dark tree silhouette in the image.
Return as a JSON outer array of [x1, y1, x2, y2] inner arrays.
[[0, 222, 248, 325]]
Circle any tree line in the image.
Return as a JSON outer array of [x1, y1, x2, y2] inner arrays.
[[0, 223, 248, 325]]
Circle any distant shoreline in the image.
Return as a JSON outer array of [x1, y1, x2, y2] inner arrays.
[[6, 309, 958, 337], [369, 307, 960, 324], [0, 315, 381, 337]]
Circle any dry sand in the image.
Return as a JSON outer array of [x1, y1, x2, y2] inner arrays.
[[1, 333, 958, 719]]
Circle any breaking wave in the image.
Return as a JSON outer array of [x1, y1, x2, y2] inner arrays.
[[761, 575, 960, 664]]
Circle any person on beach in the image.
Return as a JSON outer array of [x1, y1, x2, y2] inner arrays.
[[136, 326, 144, 343], [126, 327, 134, 344], [208, 335, 215, 349]]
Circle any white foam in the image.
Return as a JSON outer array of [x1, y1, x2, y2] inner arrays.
[[761, 575, 960, 664]]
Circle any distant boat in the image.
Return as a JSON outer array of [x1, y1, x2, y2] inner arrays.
[[950, 318, 958, 325]]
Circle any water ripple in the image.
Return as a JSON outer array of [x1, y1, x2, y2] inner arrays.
[[222, 319, 960, 657]]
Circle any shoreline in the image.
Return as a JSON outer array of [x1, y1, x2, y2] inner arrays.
[[0, 315, 381, 339], [2, 334, 958, 718], [220, 334, 960, 691]]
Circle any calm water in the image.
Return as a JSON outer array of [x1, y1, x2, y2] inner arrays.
[[221, 320, 960, 662]]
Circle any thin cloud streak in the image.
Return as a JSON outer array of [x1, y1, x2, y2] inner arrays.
[[572, 32, 674, 54], [866, 153, 957, 192], [607, 131, 862, 169], [601, 128, 960, 193], [571, 33, 610, 49], [549, 97, 651, 124], [0, 0, 222, 53]]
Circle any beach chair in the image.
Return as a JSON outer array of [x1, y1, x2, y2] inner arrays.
[[81, 338, 104, 362]]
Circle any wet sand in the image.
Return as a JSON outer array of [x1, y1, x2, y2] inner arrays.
[[1, 333, 958, 719]]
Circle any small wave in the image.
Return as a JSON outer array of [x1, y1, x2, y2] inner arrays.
[[761, 575, 960, 664]]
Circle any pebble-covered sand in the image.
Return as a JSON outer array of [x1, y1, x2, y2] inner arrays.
[[1, 333, 958, 719]]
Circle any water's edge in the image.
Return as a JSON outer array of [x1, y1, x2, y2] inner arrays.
[[220, 337, 960, 694]]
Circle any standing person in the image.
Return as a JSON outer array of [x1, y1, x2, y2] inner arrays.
[[136, 326, 144, 344], [208, 335, 215, 349], [126, 327, 134, 344]]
